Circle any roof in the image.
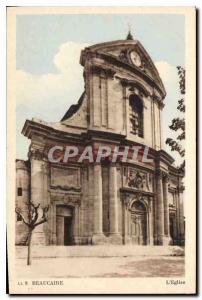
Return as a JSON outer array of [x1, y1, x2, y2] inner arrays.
[[61, 92, 85, 122]]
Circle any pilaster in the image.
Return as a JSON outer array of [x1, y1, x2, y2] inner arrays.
[[162, 173, 172, 245], [108, 164, 122, 244], [156, 169, 165, 245], [92, 164, 106, 244], [148, 197, 154, 245]]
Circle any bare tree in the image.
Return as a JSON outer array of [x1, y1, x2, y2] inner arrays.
[[15, 202, 49, 265]]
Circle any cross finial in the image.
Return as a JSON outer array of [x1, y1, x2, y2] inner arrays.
[[126, 23, 134, 40]]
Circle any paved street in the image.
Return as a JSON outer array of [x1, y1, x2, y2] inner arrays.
[[16, 256, 184, 278]]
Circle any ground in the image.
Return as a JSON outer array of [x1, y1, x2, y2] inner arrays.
[[15, 246, 185, 278]]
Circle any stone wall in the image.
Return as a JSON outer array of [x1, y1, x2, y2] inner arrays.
[[15, 160, 30, 245]]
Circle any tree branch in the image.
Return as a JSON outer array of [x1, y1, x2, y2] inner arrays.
[[30, 202, 40, 225], [34, 218, 48, 227], [15, 207, 30, 227], [33, 205, 49, 228]]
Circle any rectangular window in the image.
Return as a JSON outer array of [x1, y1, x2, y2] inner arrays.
[[17, 214, 22, 221], [17, 187, 22, 196]]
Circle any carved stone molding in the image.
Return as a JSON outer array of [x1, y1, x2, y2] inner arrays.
[[124, 167, 153, 192], [119, 49, 129, 63], [156, 170, 170, 183], [91, 64, 116, 78], [121, 191, 150, 211], [119, 77, 150, 97], [120, 78, 128, 87], [50, 185, 81, 192], [29, 148, 45, 161], [162, 172, 170, 183], [50, 192, 81, 206], [118, 48, 152, 77], [153, 94, 165, 109]]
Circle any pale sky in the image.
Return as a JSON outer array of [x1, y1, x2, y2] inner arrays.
[[16, 13, 185, 165]]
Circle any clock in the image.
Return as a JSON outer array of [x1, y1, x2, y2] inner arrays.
[[130, 51, 141, 67]]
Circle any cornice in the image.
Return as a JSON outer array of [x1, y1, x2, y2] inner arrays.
[[22, 119, 87, 144], [156, 149, 175, 166], [118, 76, 150, 97], [120, 187, 154, 197], [82, 49, 166, 99]]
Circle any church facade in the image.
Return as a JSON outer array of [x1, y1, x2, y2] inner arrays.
[[16, 33, 185, 246]]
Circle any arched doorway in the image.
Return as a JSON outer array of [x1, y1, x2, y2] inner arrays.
[[130, 200, 147, 245]]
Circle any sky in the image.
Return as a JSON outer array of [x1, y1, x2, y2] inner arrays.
[[16, 13, 185, 164]]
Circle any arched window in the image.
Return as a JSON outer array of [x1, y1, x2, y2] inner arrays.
[[131, 200, 146, 213], [129, 95, 143, 137]]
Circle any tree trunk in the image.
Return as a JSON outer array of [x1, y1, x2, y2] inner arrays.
[[27, 229, 32, 265]]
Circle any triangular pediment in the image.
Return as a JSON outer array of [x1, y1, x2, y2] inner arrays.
[[81, 40, 166, 97]]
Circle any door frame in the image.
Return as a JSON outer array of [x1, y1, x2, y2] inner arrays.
[[56, 204, 74, 245], [130, 199, 148, 245]]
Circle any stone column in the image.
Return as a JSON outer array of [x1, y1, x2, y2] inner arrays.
[[148, 197, 154, 245], [74, 204, 80, 245], [153, 196, 158, 245], [162, 173, 172, 245], [109, 164, 122, 244], [156, 169, 165, 245], [122, 194, 131, 244], [92, 164, 106, 244], [178, 186, 185, 245], [30, 152, 47, 245], [42, 160, 50, 245], [175, 191, 181, 242], [123, 204, 128, 244], [51, 202, 57, 245], [49, 202, 54, 244]]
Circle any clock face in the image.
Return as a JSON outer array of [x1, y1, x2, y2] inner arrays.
[[130, 51, 141, 67]]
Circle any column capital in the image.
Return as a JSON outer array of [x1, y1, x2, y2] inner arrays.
[[163, 172, 170, 183], [29, 146, 45, 161], [155, 169, 163, 178], [121, 192, 131, 208], [156, 169, 169, 181]]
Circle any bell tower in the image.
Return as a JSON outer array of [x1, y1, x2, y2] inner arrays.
[[80, 33, 166, 150]]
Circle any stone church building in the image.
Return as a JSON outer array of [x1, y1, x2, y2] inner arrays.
[[16, 33, 185, 246]]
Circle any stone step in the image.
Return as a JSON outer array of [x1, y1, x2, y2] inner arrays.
[[16, 245, 184, 259]]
